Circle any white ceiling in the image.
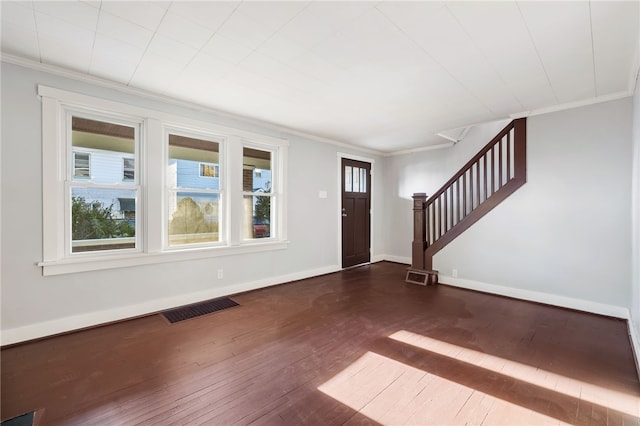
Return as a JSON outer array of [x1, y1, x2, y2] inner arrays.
[[2, 1, 639, 153]]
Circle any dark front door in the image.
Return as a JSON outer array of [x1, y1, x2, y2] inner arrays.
[[341, 158, 371, 268]]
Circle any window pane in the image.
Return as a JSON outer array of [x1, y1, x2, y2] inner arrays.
[[71, 188, 136, 253], [360, 168, 367, 193], [72, 117, 135, 184], [353, 167, 360, 192], [169, 134, 219, 190], [243, 148, 271, 193], [243, 195, 271, 239], [345, 166, 352, 192], [168, 192, 220, 246]]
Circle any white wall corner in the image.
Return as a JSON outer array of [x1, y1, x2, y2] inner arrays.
[[0, 264, 340, 346], [439, 275, 630, 319]]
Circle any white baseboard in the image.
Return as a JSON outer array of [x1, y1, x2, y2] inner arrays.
[[439, 275, 630, 319], [1, 264, 340, 346], [628, 318, 640, 382], [379, 255, 411, 265]]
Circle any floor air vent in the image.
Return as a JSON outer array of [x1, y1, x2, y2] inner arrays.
[[162, 297, 239, 323], [0, 411, 35, 426]]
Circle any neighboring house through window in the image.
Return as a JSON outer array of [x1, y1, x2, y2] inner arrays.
[[39, 85, 288, 275], [167, 132, 222, 247], [69, 115, 139, 254]]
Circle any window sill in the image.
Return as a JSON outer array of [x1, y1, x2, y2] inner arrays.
[[38, 241, 289, 276]]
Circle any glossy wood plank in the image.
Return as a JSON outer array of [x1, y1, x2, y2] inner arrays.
[[1, 262, 638, 425]]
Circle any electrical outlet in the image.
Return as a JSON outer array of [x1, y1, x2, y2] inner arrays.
[[217, 269, 223, 279], [452, 269, 458, 278]]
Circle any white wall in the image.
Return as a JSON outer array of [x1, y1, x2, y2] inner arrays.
[[386, 99, 634, 315], [0, 62, 383, 343], [632, 73, 640, 343]]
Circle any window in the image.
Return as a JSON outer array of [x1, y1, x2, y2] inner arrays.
[[243, 147, 274, 239], [69, 115, 139, 253], [123, 158, 135, 181], [199, 163, 218, 178], [73, 152, 90, 178], [39, 85, 288, 275], [167, 132, 222, 247], [344, 165, 367, 193]]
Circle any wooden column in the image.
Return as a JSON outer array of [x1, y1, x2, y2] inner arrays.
[[513, 118, 527, 183], [411, 193, 427, 270], [407, 193, 439, 285]]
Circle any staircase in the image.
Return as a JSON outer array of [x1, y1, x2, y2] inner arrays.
[[406, 118, 527, 285]]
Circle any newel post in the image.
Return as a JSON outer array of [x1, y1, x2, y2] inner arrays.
[[411, 193, 428, 270]]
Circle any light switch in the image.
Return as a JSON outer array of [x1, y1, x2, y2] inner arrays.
[[319, 190, 327, 199]]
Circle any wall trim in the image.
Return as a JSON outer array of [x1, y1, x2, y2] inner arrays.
[[510, 91, 631, 120], [0, 264, 340, 346], [628, 318, 640, 382], [386, 142, 454, 157], [381, 255, 411, 265], [440, 275, 629, 319], [1, 54, 383, 157]]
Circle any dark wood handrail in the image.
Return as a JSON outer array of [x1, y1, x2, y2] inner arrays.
[[410, 118, 527, 273], [426, 120, 519, 204]]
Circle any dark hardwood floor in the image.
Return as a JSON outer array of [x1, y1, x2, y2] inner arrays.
[[2, 262, 638, 425]]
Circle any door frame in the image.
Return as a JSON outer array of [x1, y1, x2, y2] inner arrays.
[[337, 152, 375, 269]]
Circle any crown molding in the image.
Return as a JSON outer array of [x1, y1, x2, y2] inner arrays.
[[1, 53, 385, 157], [387, 142, 454, 157], [510, 90, 632, 120]]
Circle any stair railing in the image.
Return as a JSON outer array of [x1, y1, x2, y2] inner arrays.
[[409, 118, 527, 283]]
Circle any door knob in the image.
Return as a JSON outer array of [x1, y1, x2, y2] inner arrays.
[[341, 207, 347, 217]]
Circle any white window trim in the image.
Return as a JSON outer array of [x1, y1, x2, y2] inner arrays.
[[39, 85, 289, 276], [240, 141, 280, 242], [65, 109, 143, 257]]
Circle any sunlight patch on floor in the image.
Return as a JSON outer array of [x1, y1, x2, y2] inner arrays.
[[389, 330, 640, 418], [318, 351, 565, 425]]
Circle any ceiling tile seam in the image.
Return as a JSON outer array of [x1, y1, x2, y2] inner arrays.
[[375, 4, 497, 126], [87, 1, 102, 76], [515, 1, 559, 104], [301, 2, 377, 54], [183, 2, 314, 96], [247, 1, 311, 55], [220, 3, 374, 106], [444, 4, 526, 112], [233, 1, 364, 92], [126, 4, 173, 87], [162, 0, 243, 89], [588, 1, 598, 98], [30, 0, 42, 64], [235, 8, 349, 99], [1, 54, 383, 157]]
